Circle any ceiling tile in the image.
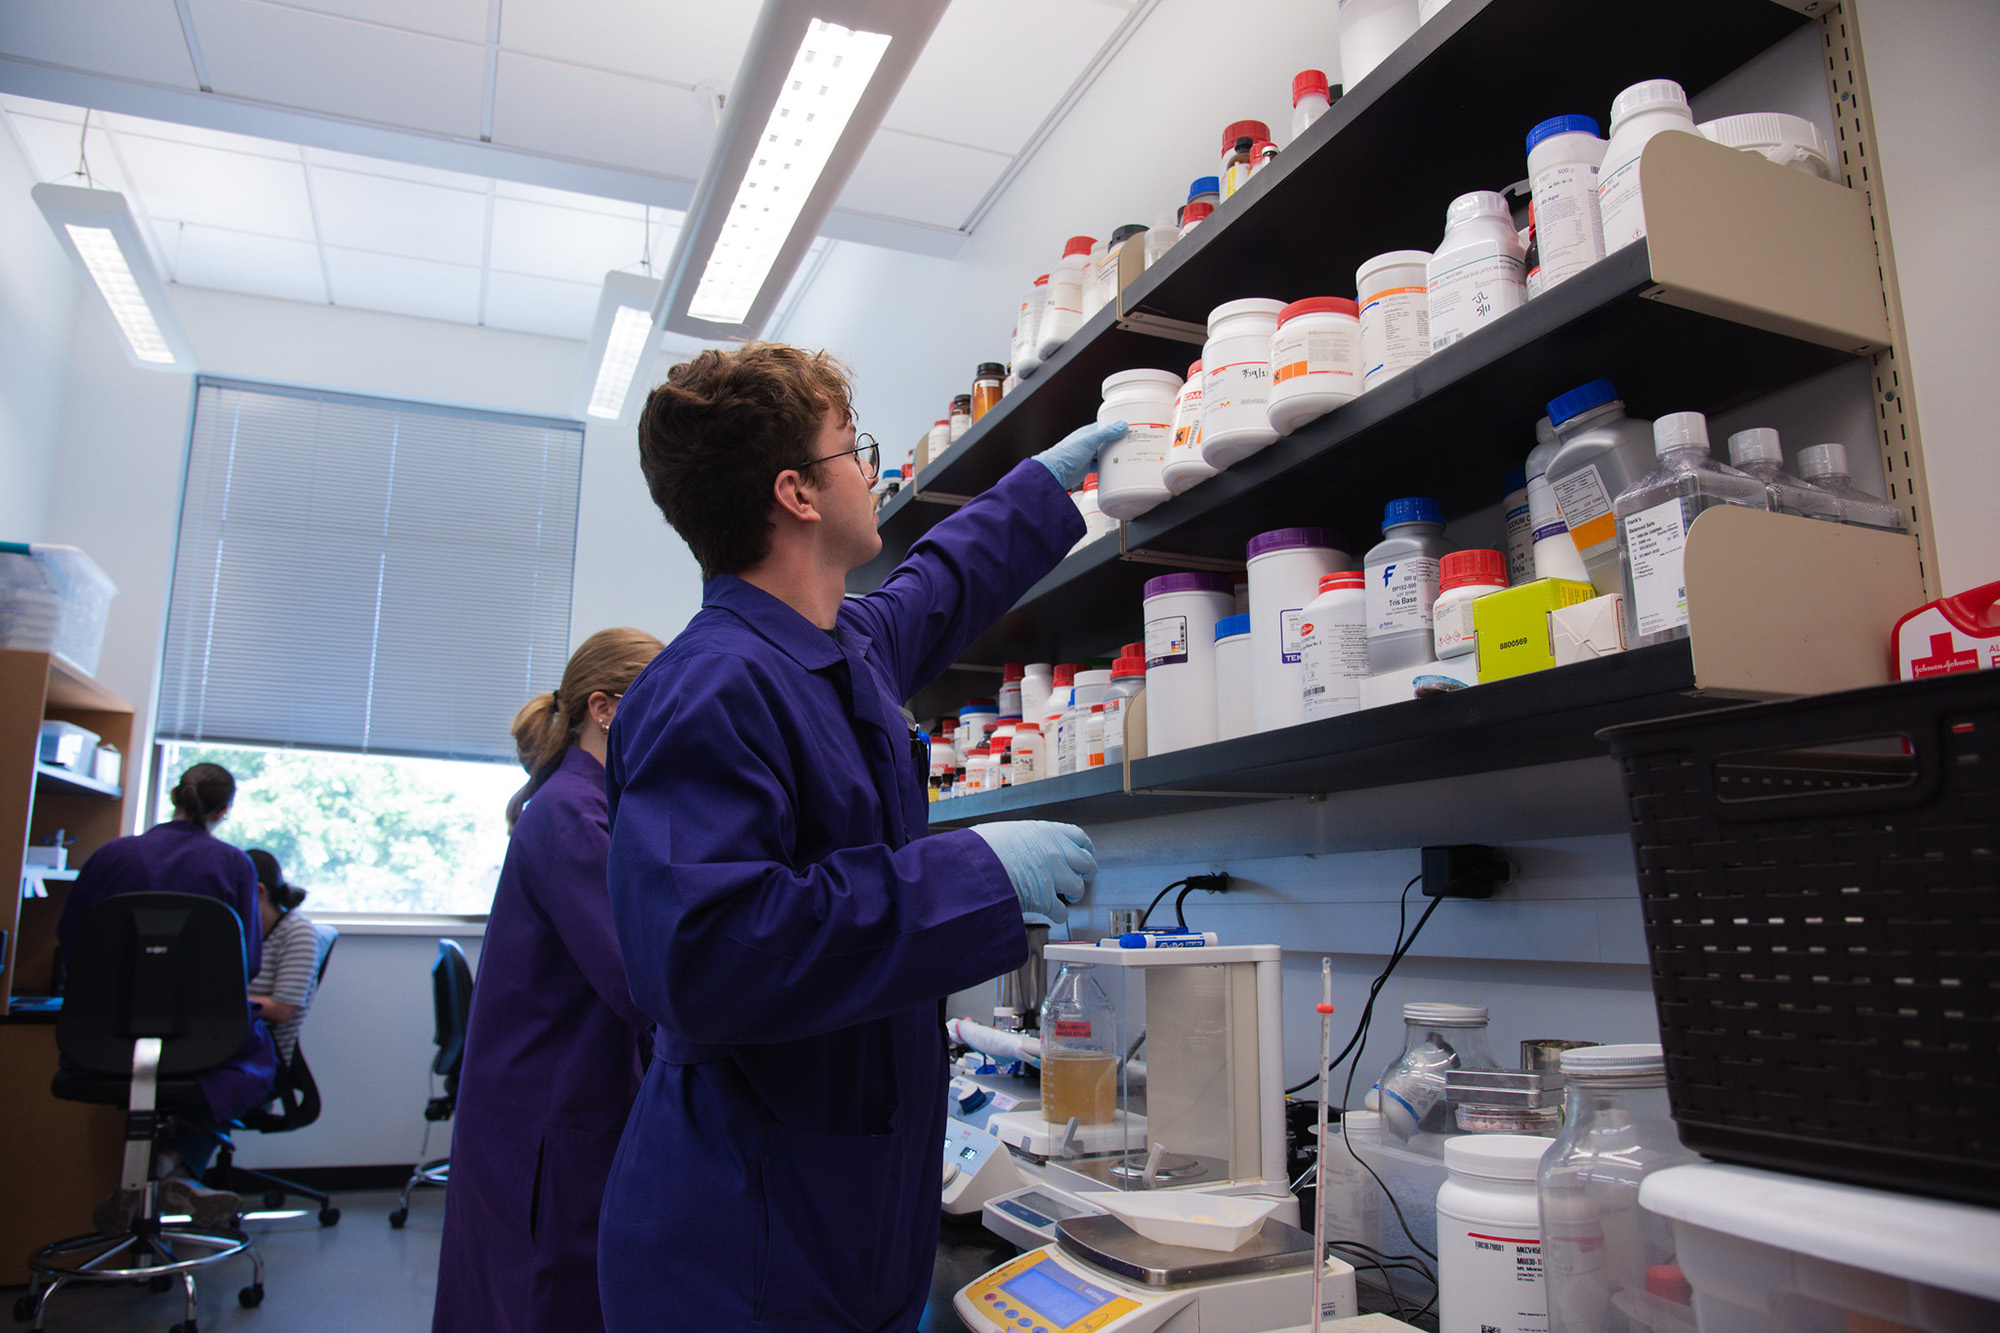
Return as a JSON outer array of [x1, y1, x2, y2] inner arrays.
[[304, 146, 493, 194], [488, 193, 675, 285], [834, 128, 1007, 231], [489, 52, 715, 180], [494, 179, 643, 219], [323, 247, 483, 323], [879, 0, 1129, 155], [114, 134, 317, 238], [0, 0, 201, 88], [153, 221, 327, 304], [255, 0, 489, 43], [309, 166, 488, 265], [188, 0, 486, 138], [101, 111, 306, 161], [481, 270, 601, 341], [498, 0, 755, 87], [5, 111, 132, 196]]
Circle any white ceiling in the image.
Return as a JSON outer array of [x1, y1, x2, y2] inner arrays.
[[0, 0, 1144, 342]]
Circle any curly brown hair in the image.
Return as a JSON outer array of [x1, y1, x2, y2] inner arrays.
[[636, 342, 855, 579]]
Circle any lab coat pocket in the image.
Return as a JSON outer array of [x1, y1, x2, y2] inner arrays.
[[526, 1125, 623, 1310], [755, 1119, 911, 1328]]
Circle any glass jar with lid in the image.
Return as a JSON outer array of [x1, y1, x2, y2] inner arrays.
[[1376, 1002, 1498, 1152], [971, 363, 1005, 421], [1538, 1043, 1699, 1333], [1039, 959, 1121, 1126]]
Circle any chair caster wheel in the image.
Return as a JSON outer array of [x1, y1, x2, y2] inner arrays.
[[149, 1275, 175, 1293], [387, 1208, 407, 1229], [318, 1206, 341, 1226], [238, 1284, 263, 1308], [13, 1293, 38, 1321], [263, 1190, 286, 1209]]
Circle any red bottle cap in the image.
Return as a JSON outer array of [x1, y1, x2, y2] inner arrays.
[[1222, 120, 1270, 150], [1062, 235, 1096, 258], [1318, 571, 1364, 592], [1112, 656, 1146, 678], [1082, 473, 1098, 488], [1439, 548, 1509, 592], [1278, 297, 1361, 324], [1293, 70, 1329, 104], [1002, 662, 1026, 681], [1186, 359, 1203, 378], [1646, 1265, 1692, 1305], [1183, 201, 1214, 224], [1053, 664, 1077, 686]]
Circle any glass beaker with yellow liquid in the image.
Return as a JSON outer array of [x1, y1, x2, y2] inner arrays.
[[1039, 960, 1120, 1125]]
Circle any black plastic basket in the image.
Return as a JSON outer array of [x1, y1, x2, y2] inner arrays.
[[1601, 669, 2000, 1207]]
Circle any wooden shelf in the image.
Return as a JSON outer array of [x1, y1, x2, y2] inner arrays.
[[927, 642, 1710, 828]]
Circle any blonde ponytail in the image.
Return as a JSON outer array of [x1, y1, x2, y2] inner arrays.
[[504, 628, 664, 828]]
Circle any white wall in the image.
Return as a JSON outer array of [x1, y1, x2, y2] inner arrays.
[[0, 123, 76, 541], [1850, 0, 2000, 595]]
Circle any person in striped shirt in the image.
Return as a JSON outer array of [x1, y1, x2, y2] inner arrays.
[[245, 849, 321, 1064]]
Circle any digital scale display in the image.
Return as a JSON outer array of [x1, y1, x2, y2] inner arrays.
[[993, 1188, 1089, 1230], [997, 1257, 1117, 1327]]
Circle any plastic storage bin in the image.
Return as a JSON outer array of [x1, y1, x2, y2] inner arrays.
[[0, 543, 117, 677], [1639, 1162, 2000, 1332], [1601, 670, 2000, 1207]]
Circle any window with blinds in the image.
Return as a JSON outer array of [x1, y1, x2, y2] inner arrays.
[[158, 379, 582, 763]]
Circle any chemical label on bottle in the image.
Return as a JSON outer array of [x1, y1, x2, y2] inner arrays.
[[1433, 590, 1493, 658], [1530, 159, 1605, 289], [1045, 273, 1083, 317], [1624, 497, 1690, 638], [1102, 697, 1124, 754], [1013, 746, 1037, 784], [1050, 1020, 1092, 1039], [1438, 1218, 1547, 1333], [1279, 607, 1310, 664], [1367, 557, 1442, 635], [1145, 613, 1191, 668], [1505, 498, 1535, 586], [1598, 150, 1647, 251], [1103, 421, 1172, 469], [1551, 463, 1618, 558], [1207, 361, 1273, 415], [1526, 472, 1568, 544], [1271, 325, 1360, 385], [1426, 253, 1525, 352], [1360, 286, 1430, 385], [1301, 619, 1368, 720]]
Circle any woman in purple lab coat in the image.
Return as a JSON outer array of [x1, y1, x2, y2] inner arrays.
[[432, 627, 664, 1333], [58, 762, 275, 1229]]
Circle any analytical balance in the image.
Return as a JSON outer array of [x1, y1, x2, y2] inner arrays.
[[986, 943, 1291, 1198], [955, 1212, 1358, 1333]]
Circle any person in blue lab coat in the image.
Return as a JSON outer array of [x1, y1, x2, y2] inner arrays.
[[57, 762, 275, 1230], [432, 626, 665, 1333], [597, 342, 1120, 1332]]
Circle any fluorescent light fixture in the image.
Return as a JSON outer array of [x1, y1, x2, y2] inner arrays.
[[574, 270, 662, 422], [33, 182, 194, 371], [653, 0, 948, 341]]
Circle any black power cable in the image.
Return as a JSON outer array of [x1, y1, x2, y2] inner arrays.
[[1287, 873, 1433, 1097]]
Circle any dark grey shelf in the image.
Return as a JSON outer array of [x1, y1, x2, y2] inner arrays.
[[927, 641, 1709, 828], [856, 0, 1815, 581]]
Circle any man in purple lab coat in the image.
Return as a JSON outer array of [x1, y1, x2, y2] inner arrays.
[[598, 343, 1120, 1331]]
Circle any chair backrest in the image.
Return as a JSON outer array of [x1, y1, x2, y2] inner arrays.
[[430, 938, 473, 1090], [58, 892, 251, 1077], [240, 921, 339, 1135]]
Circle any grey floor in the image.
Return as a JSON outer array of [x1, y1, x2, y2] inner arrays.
[[10, 1189, 443, 1333]]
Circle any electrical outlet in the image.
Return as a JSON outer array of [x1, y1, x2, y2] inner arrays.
[[1421, 844, 1514, 899]]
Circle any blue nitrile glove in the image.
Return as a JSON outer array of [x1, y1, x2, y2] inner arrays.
[[971, 820, 1096, 920], [1034, 419, 1128, 491]]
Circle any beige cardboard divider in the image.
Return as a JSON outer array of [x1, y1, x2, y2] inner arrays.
[[1640, 131, 1891, 355], [1684, 505, 1922, 699]]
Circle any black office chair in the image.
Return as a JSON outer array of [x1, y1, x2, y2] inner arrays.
[[17, 893, 265, 1333], [387, 937, 472, 1229], [207, 920, 342, 1226]]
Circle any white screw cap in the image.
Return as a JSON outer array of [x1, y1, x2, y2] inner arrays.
[[1654, 410, 1711, 456], [1797, 441, 1850, 479], [1727, 427, 1783, 466], [1444, 190, 1511, 227], [1610, 79, 1691, 133]]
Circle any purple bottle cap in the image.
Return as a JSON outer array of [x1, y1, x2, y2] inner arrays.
[[1143, 571, 1237, 598], [1246, 526, 1341, 560]]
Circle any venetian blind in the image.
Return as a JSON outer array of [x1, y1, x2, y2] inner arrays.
[[158, 379, 582, 761]]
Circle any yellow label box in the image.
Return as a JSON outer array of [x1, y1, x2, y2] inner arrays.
[[1473, 579, 1599, 682]]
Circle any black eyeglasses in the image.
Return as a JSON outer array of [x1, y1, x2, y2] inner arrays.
[[817, 433, 880, 482]]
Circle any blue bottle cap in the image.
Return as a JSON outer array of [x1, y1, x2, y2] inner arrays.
[[1504, 465, 1527, 493], [1547, 378, 1620, 427], [1382, 497, 1442, 530], [1188, 176, 1220, 202], [1525, 114, 1602, 155], [1214, 613, 1252, 640]]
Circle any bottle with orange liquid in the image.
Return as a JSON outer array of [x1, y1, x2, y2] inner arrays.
[[1039, 961, 1120, 1126]]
